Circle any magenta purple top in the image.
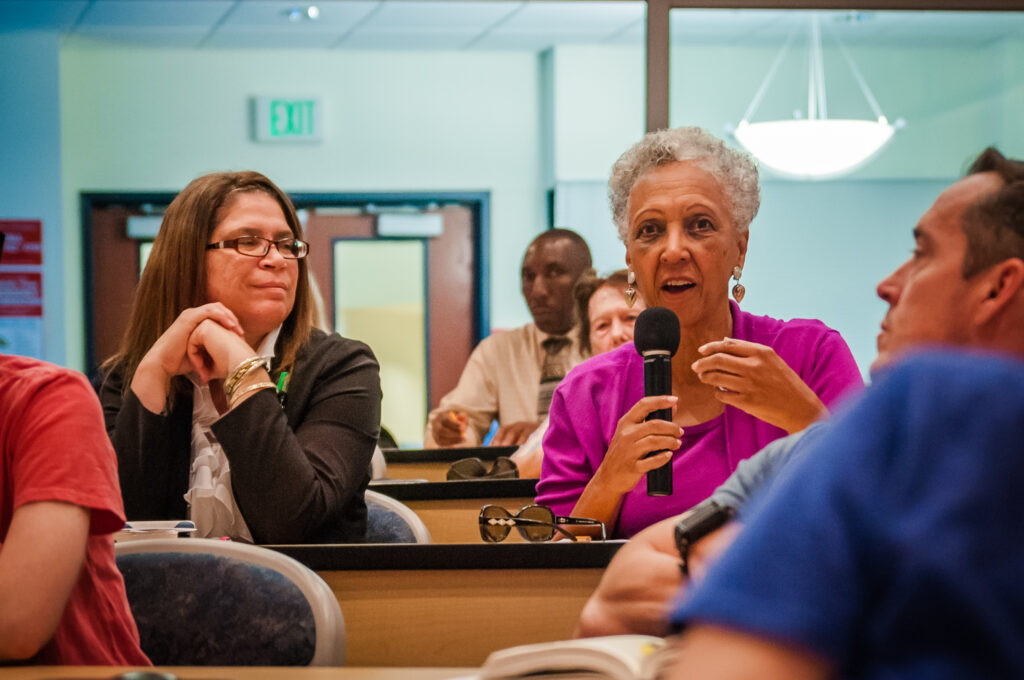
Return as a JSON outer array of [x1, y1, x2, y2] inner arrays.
[[534, 302, 865, 538]]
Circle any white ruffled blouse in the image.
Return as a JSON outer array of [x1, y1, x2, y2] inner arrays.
[[184, 326, 281, 541]]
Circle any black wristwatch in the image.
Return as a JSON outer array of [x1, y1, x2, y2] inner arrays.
[[673, 500, 735, 577]]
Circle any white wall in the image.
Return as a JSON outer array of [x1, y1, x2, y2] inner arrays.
[[551, 45, 645, 182], [0, 32, 64, 362], [998, 39, 1024, 156], [59, 46, 545, 368]]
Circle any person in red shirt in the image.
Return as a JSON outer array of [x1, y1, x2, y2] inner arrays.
[[0, 351, 149, 665]]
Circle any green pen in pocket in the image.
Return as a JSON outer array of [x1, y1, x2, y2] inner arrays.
[[276, 370, 290, 406]]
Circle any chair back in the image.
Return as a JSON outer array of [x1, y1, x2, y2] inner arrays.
[[365, 490, 432, 543], [116, 538, 344, 666], [370, 444, 387, 480]]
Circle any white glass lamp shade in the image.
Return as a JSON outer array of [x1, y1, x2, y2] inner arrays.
[[734, 118, 895, 180]]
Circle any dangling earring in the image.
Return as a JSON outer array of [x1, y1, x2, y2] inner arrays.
[[731, 265, 745, 303], [624, 270, 637, 308]]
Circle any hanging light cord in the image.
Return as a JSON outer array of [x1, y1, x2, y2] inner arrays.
[[824, 19, 888, 120], [740, 23, 800, 123], [741, 12, 889, 124]]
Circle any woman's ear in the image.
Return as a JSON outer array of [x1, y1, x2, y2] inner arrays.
[[972, 257, 1024, 326], [736, 230, 750, 270]]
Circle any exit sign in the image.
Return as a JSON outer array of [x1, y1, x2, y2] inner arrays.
[[252, 96, 323, 143]]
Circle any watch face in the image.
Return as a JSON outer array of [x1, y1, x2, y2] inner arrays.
[[675, 501, 734, 544]]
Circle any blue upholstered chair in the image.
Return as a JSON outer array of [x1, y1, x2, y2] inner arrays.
[[115, 538, 344, 666], [364, 490, 432, 543]]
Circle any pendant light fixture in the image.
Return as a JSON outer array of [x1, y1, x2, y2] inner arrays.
[[733, 13, 900, 180]]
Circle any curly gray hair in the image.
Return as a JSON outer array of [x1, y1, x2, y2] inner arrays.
[[608, 127, 761, 242]]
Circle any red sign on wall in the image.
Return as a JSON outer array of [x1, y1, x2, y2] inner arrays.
[[0, 272, 42, 317], [0, 220, 43, 266], [0, 219, 44, 357]]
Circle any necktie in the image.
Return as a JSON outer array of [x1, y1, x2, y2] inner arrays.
[[537, 336, 571, 418]]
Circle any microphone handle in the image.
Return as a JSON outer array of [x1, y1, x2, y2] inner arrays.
[[643, 354, 674, 497]]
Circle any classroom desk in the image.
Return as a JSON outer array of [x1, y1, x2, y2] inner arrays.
[[368, 479, 538, 543], [269, 541, 622, 668], [381, 446, 518, 482], [4, 667, 474, 679]]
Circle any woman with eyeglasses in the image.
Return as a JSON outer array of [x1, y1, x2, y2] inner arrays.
[[99, 171, 382, 544]]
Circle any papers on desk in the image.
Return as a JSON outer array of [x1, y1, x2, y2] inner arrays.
[[456, 635, 670, 680], [113, 520, 197, 542], [369, 478, 430, 485]]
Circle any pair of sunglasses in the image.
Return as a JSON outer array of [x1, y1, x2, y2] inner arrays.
[[479, 504, 606, 543], [447, 456, 518, 481]]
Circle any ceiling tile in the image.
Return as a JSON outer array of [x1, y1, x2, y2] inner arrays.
[[80, 0, 233, 26], [341, 28, 481, 50], [222, 0, 379, 29], [0, 0, 88, 31], [494, 1, 642, 33], [361, 1, 521, 30], [2, 2, 1021, 52]]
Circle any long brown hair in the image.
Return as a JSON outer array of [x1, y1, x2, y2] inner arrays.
[[106, 171, 317, 391]]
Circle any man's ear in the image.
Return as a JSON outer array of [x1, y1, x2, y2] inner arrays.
[[972, 257, 1024, 326]]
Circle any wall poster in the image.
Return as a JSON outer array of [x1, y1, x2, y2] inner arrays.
[[0, 219, 44, 358]]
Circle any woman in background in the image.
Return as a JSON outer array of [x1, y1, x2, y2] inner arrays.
[[512, 269, 646, 477], [535, 127, 863, 538], [100, 171, 381, 544]]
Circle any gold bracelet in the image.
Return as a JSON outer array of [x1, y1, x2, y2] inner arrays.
[[225, 356, 268, 397], [228, 381, 276, 410]]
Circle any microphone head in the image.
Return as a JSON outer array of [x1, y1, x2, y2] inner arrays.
[[634, 306, 681, 357]]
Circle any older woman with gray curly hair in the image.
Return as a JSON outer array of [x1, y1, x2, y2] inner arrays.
[[535, 127, 863, 538]]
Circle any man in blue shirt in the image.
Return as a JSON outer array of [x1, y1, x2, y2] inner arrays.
[[578, 147, 1024, 654], [668, 353, 1024, 679]]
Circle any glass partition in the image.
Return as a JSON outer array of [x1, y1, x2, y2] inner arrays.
[[334, 239, 427, 448], [664, 8, 1024, 376]]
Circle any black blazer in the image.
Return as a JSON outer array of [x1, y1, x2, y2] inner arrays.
[[99, 329, 382, 544]]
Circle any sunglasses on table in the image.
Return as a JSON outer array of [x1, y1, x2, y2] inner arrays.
[[479, 504, 606, 543], [447, 455, 519, 481]]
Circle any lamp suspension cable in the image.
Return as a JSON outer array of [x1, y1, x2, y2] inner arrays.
[[733, 11, 900, 180], [740, 24, 800, 124], [827, 19, 888, 122]]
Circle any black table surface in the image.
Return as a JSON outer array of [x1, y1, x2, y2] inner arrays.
[[381, 446, 518, 464], [368, 478, 537, 500], [267, 540, 624, 571]]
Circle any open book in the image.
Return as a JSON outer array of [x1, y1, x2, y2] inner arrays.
[[477, 635, 670, 680]]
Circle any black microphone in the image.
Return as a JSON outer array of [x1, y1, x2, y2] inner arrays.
[[634, 306, 681, 497]]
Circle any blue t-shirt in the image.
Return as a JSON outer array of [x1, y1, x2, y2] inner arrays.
[[673, 351, 1024, 679]]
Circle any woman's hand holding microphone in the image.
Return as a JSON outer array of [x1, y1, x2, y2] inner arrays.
[[571, 395, 682, 531], [594, 395, 682, 495]]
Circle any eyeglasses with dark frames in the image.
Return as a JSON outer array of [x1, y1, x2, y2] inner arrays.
[[478, 504, 606, 543], [206, 235, 309, 259]]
